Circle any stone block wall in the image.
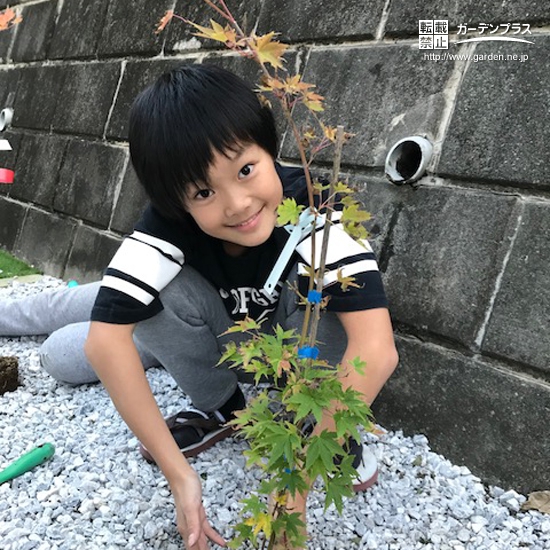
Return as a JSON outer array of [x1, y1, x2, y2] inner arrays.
[[0, 0, 549, 493]]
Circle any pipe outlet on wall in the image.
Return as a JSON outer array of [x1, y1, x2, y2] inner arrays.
[[0, 108, 14, 132], [385, 136, 433, 185]]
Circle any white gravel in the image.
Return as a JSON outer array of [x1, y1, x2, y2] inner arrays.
[[0, 276, 549, 550]]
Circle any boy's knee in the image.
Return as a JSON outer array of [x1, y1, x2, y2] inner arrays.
[[40, 328, 99, 385]]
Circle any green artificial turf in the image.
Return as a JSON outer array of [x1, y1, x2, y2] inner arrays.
[[0, 250, 41, 279]]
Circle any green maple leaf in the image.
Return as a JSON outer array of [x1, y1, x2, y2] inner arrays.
[[333, 181, 354, 194], [305, 431, 345, 479], [347, 356, 366, 374], [277, 198, 304, 226], [222, 317, 262, 334], [325, 464, 355, 513], [217, 341, 239, 366], [341, 202, 371, 224]]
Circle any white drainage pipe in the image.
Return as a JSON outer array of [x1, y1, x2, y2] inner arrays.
[[385, 136, 433, 185]]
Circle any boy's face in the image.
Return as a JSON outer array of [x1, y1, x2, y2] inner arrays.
[[184, 143, 283, 256]]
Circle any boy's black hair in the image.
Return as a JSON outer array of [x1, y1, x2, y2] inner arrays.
[[128, 63, 279, 221]]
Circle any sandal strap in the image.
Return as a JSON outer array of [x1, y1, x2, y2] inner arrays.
[[166, 411, 226, 433]]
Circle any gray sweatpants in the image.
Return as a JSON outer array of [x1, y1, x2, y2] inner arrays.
[[0, 266, 347, 411]]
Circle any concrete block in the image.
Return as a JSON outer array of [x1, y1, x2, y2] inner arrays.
[[350, 173, 414, 260], [385, 2, 550, 36], [482, 203, 550, 373], [383, 185, 516, 346], [64, 225, 121, 283], [165, 0, 263, 53], [258, 0, 385, 42], [98, 0, 172, 57], [10, 0, 56, 62], [0, 197, 27, 251], [0, 67, 21, 108], [110, 162, 148, 235], [108, 53, 300, 141], [13, 65, 65, 130], [283, 47, 454, 167], [374, 335, 550, 493], [0, 131, 21, 197], [106, 59, 185, 140], [54, 140, 127, 228], [52, 62, 121, 137], [0, 130, 21, 172], [0, 21, 13, 61], [13, 208, 76, 278], [439, 37, 550, 188], [9, 133, 68, 208], [49, 0, 110, 59], [202, 53, 299, 143]]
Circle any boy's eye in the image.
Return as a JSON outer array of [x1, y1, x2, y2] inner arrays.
[[238, 164, 253, 178], [194, 188, 213, 200]]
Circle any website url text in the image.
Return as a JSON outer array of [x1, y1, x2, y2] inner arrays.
[[423, 52, 529, 63]]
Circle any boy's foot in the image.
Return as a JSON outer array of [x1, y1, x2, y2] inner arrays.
[[348, 439, 378, 492], [140, 386, 246, 463], [139, 408, 236, 462]]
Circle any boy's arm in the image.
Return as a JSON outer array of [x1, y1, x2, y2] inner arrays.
[[84, 321, 225, 549], [336, 307, 398, 404]]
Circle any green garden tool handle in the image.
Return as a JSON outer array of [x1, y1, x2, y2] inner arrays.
[[0, 443, 55, 484]]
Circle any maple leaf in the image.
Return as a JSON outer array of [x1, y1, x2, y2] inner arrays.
[[244, 512, 273, 538], [275, 359, 292, 377], [187, 18, 237, 44], [322, 124, 337, 142], [258, 75, 285, 92], [336, 268, 362, 292], [222, 317, 262, 334], [251, 32, 288, 69], [302, 90, 324, 112], [0, 8, 21, 31], [277, 198, 304, 226], [281, 74, 312, 95], [522, 491, 550, 514], [333, 180, 354, 194], [341, 202, 371, 224], [155, 10, 174, 34], [258, 94, 272, 109]]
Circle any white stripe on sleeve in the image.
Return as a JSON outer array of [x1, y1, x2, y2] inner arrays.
[[104, 237, 184, 303], [295, 223, 373, 269], [101, 275, 156, 305], [131, 231, 184, 264], [297, 259, 380, 287]]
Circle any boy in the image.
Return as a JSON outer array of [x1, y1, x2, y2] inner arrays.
[[1, 64, 397, 549]]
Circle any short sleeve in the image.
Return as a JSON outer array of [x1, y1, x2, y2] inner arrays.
[[91, 207, 185, 324]]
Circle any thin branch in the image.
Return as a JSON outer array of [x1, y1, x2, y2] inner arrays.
[[307, 126, 345, 348]]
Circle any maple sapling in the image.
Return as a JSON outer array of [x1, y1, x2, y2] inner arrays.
[[156, 2, 378, 548]]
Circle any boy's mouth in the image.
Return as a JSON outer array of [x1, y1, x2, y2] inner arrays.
[[228, 207, 264, 230]]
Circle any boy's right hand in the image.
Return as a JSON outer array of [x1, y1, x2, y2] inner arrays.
[[85, 323, 226, 549], [172, 469, 226, 549]]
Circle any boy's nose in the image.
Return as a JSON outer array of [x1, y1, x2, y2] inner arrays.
[[223, 190, 252, 218]]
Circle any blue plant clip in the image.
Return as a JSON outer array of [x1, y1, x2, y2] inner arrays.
[[298, 346, 320, 360], [307, 290, 322, 304], [263, 208, 316, 295]]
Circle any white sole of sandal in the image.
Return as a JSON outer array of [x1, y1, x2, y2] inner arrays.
[[352, 443, 379, 492]]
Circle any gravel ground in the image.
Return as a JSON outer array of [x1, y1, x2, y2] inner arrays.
[[0, 276, 549, 550]]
